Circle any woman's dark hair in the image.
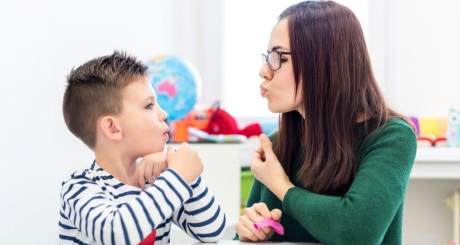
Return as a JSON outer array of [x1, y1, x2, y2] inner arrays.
[[274, 1, 413, 196]]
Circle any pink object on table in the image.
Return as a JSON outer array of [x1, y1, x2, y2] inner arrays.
[[254, 218, 285, 235]]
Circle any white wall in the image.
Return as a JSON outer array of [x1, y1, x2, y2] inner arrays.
[[368, 0, 460, 117], [0, 1, 223, 244]]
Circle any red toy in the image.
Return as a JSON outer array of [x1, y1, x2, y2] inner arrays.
[[205, 101, 262, 138]]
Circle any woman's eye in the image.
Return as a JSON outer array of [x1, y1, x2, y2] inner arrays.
[[281, 58, 288, 63]]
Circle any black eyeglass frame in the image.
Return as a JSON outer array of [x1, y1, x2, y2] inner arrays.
[[262, 50, 292, 71]]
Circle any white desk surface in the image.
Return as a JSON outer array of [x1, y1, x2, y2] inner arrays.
[[170, 241, 320, 245]]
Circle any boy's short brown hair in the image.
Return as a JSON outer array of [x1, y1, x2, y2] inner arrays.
[[63, 51, 149, 149]]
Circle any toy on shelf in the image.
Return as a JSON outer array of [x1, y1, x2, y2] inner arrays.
[[447, 108, 460, 147], [188, 127, 247, 143], [205, 101, 278, 138], [170, 110, 209, 142], [409, 116, 447, 147], [205, 101, 259, 137], [170, 101, 279, 143]]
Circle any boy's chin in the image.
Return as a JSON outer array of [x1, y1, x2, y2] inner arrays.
[[150, 144, 166, 153], [138, 145, 166, 157]]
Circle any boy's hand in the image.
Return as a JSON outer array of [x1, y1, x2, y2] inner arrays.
[[134, 151, 168, 190], [167, 143, 203, 183]]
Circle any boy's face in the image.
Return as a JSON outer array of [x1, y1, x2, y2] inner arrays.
[[118, 77, 169, 157]]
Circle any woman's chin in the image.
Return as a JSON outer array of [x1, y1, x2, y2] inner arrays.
[[267, 104, 284, 114], [267, 105, 297, 115]]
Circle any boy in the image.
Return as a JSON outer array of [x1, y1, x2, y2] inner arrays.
[[59, 51, 226, 245]]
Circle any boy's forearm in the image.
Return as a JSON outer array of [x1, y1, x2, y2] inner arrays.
[[174, 176, 226, 242]]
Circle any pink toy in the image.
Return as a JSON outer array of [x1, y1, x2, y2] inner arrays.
[[254, 218, 285, 235]]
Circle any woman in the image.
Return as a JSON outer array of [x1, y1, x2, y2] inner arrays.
[[235, 1, 417, 245]]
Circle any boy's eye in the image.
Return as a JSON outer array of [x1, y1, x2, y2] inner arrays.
[[145, 103, 154, 110]]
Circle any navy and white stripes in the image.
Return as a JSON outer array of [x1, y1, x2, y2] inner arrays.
[[59, 162, 226, 245]]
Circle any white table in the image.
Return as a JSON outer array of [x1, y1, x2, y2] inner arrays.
[[170, 241, 320, 245], [168, 143, 460, 245]]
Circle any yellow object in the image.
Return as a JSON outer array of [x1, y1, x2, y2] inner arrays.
[[419, 117, 447, 137], [438, 117, 448, 137]]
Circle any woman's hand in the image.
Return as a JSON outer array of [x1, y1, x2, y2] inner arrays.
[[134, 151, 168, 190], [236, 203, 282, 242], [252, 134, 295, 201]]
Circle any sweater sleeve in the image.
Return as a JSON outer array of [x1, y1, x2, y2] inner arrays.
[[282, 122, 417, 245], [172, 176, 226, 242], [60, 169, 192, 245]]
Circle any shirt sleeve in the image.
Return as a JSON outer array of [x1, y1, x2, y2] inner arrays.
[[60, 169, 192, 245], [282, 122, 417, 245], [172, 176, 226, 242]]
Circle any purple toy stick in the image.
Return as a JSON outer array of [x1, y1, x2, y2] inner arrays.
[[254, 218, 285, 235]]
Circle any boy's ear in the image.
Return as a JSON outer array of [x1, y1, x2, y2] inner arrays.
[[100, 116, 122, 141]]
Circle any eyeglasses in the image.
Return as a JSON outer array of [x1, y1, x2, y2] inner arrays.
[[261, 50, 292, 71]]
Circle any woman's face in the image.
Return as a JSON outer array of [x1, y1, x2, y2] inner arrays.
[[259, 18, 303, 115]]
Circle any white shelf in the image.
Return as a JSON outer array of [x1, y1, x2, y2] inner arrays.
[[238, 144, 460, 179], [415, 147, 460, 162], [411, 147, 460, 179]]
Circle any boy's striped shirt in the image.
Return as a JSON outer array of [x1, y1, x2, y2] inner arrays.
[[59, 161, 226, 245]]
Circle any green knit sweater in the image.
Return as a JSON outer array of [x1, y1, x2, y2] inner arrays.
[[236, 118, 417, 245]]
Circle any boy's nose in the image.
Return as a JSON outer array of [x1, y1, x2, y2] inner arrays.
[[156, 104, 168, 121], [161, 110, 168, 122]]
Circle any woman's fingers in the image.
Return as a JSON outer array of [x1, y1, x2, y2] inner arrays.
[[252, 148, 263, 161], [260, 134, 275, 156], [236, 220, 258, 242], [238, 215, 267, 241], [271, 208, 283, 221], [253, 203, 271, 218], [254, 145, 264, 155], [251, 203, 272, 233], [236, 203, 282, 242]]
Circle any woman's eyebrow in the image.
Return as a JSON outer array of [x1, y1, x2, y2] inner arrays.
[[270, 45, 288, 51]]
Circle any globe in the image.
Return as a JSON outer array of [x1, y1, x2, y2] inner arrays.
[[145, 56, 202, 121]]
